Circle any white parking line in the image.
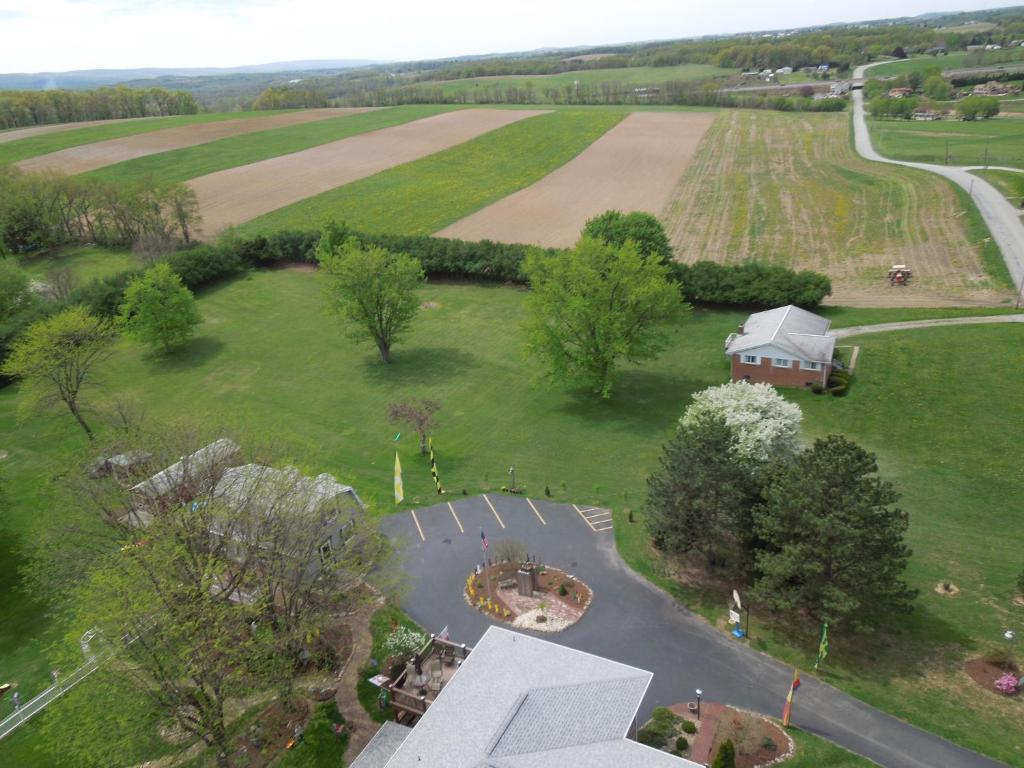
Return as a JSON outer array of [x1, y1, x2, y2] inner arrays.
[[482, 494, 506, 529], [410, 509, 426, 541], [447, 501, 464, 534], [525, 498, 547, 525]]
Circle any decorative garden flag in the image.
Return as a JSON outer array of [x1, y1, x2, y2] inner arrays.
[[393, 450, 404, 505], [782, 668, 801, 727], [429, 436, 443, 494], [814, 622, 829, 670]]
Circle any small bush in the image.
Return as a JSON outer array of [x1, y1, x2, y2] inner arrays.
[[637, 725, 665, 747], [712, 738, 737, 768], [761, 736, 777, 752], [676, 735, 688, 751], [810, 382, 825, 394], [995, 673, 1020, 694], [681, 719, 697, 735], [558, 583, 568, 597]]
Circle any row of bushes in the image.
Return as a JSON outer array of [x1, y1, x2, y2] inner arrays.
[[672, 260, 832, 308]]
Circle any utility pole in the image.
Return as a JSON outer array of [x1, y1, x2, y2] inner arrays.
[[945, 140, 949, 165], [984, 139, 990, 169]]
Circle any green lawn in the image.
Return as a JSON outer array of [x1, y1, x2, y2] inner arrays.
[[867, 50, 1024, 77], [973, 167, 1024, 205], [436, 63, 733, 98], [85, 106, 457, 186], [868, 115, 1024, 169], [17, 245, 138, 283], [0, 110, 301, 166], [0, 271, 1021, 764], [784, 728, 877, 767], [237, 109, 625, 236]]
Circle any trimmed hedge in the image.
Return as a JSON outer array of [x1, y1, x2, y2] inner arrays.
[[673, 260, 832, 309]]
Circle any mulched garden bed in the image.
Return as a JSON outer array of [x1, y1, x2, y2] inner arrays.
[[231, 698, 311, 768], [965, 655, 1020, 696], [464, 562, 592, 631], [709, 706, 793, 768]]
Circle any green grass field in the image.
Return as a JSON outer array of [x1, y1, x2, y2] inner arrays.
[[237, 109, 625, 236], [973, 167, 1024, 204], [869, 115, 1024, 169], [0, 270, 1021, 765], [0, 110, 304, 166], [17, 245, 138, 283], [868, 49, 1024, 77], [85, 105, 457, 186], [436, 63, 733, 98], [784, 728, 877, 767]]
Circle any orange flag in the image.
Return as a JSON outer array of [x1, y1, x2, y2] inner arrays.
[[782, 668, 801, 727]]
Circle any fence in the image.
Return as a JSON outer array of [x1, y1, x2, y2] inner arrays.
[[0, 659, 100, 739]]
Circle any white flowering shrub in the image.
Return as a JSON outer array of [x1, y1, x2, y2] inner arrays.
[[681, 382, 802, 462], [382, 626, 428, 658]]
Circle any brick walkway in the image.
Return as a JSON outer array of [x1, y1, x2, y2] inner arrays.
[[669, 701, 726, 767]]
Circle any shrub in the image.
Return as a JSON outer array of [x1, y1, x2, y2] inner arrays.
[[558, 583, 568, 597], [995, 673, 1019, 694], [681, 719, 697, 734], [676, 735, 688, 751], [712, 738, 737, 768], [637, 725, 665, 747], [810, 382, 825, 394], [493, 539, 527, 564], [761, 735, 777, 752], [673, 260, 832, 308], [166, 244, 245, 289], [381, 626, 428, 658]]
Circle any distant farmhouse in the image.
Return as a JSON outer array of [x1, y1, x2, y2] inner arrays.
[[887, 87, 914, 98], [724, 305, 834, 389], [353, 626, 700, 768]]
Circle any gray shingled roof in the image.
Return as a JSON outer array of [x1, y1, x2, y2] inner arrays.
[[376, 626, 699, 768], [214, 463, 364, 516], [350, 722, 411, 768], [131, 438, 240, 499], [725, 305, 835, 363]]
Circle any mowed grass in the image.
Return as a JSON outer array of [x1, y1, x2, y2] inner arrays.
[[0, 110, 299, 166], [85, 105, 457, 186], [436, 63, 733, 98], [17, 245, 138, 283], [869, 115, 1024, 169], [973, 167, 1024, 204], [867, 50, 1024, 77], [0, 271, 1021, 763], [237, 110, 625, 236], [666, 109, 1013, 305]]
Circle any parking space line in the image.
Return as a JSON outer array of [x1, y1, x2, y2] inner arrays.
[[584, 511, 610, 520], [525, 498, 547, 525], [447, 501, 464, 534], [593, 525, 614, 532], [410, 509, 426, 541], [573, 503, 597, 532], [482, 494, 506, 529], [577, 506, 600, 513]]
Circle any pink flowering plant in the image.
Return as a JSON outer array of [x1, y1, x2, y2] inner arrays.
[[994, 673, 1019, 695]]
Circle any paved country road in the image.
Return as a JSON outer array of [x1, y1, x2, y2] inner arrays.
[[381, 495, 1009, 768], [831, 313, 1024, 338], [852, 62, 1024, 295]]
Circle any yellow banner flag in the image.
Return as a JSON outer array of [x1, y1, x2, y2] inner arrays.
[[394, 450, 404, 505]]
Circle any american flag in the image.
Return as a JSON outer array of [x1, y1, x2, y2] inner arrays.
[[481, 529, 488, 552]]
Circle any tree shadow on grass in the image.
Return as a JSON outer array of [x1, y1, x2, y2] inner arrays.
[[554, 368, 707, 436], [358, 346, 480, 386], [145, 336, 226, 373]]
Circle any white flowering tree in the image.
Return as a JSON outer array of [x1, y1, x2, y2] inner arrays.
[[681, 382, 802, 462]]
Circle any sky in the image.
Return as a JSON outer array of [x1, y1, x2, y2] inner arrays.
[[0, 0, 1009, 73]]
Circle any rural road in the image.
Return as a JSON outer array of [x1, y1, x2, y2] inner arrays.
[[382, 495, 1009, 768], [852, 62, 1024, 296], [831, 313, 1024, 338]]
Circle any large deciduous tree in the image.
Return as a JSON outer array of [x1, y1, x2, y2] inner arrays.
[[523, 236, 685, 398], [2, 306, 116, 440], [681, 382, 802, 464], [751, 434, 916, 629], [646, 413, 760, 570], [317, 236, 424, 363], [582, 209, 673, 264], [119, 263, 201, 353], [0, 258, 29, 320]]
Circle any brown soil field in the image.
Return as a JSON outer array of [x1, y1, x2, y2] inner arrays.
[[664, 110, 1014, 307], [191, 109, 548, 236], [16, 108, 366, 175], [435, 111, 715, 247], [0, 116, 165, 144]]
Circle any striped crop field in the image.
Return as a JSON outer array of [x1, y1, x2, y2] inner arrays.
[[85, 105, 458, 185], [237, 109, 626, 236]]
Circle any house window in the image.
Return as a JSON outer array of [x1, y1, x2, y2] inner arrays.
[[319, 539, 334, 564], [773, 358, 791, 368], [742, 354, 759, 364], [801, 361, 820, 371]]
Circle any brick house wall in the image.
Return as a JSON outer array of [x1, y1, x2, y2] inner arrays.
[[731, 354, 830, 389]]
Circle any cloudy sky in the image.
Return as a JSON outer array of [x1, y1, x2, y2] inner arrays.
[[0, 0, 1005, 72]]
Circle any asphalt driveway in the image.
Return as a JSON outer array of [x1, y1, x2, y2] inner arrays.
[[380, 495, 1007, 768]]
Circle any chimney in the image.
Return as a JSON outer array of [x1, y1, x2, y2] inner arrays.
[[737, 324, 745, 334]]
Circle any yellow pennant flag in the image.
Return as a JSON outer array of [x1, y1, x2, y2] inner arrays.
[[394, 450, 404, 505]]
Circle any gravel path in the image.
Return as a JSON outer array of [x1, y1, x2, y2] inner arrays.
[[831, 313, 1024, 338]]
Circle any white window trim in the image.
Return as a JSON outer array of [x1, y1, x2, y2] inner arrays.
[[319, 539, 334, 564], [741, 354, 760, 365], [773, 358, 791, 368], [800, 360, 821, 371]]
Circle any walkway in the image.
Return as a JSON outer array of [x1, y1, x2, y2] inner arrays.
[[380, 495, 1007, 768], [852, 62, 1024, 295], [831, 313, 1024, 338]]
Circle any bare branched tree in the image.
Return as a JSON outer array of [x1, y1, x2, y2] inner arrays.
[[387, 399, 441, 454]]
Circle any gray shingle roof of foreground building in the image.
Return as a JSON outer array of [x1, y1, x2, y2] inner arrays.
[[725, 304, 835, 363], [349, 722, 411, 768], [358, 626, 699, 768]]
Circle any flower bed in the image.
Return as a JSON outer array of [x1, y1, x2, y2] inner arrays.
[[464, 562, 591, 632]]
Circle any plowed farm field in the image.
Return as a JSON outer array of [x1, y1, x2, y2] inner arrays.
[[664, 110, 1013, 307], [436, 111, 714, 247], [16, 108, 368, 174], [191, 108, 547, 236]]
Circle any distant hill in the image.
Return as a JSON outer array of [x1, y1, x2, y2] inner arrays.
[[0, 60, 382, 91]]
